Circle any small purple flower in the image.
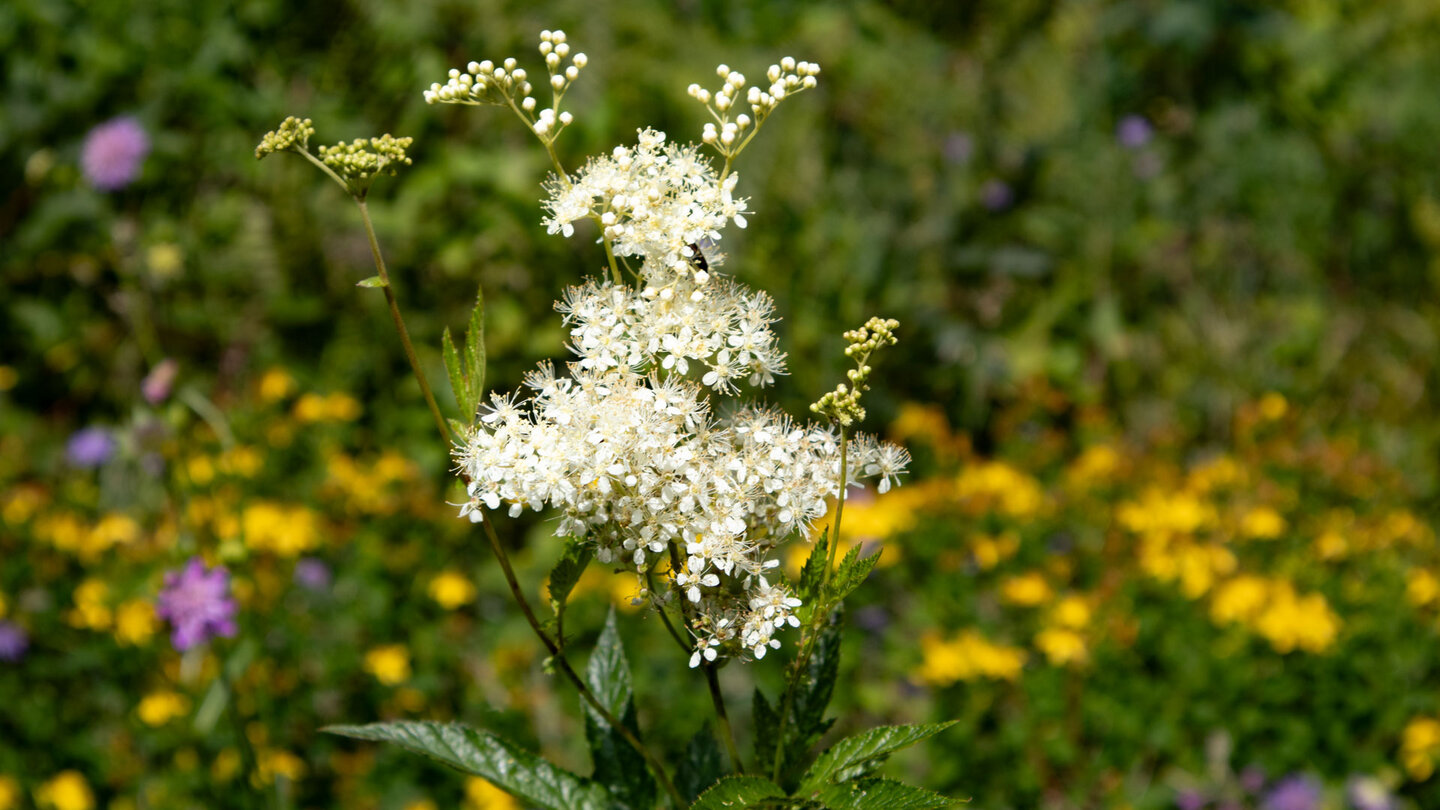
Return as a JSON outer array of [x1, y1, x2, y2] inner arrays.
[[82, 116, 150, 190], [156, 557, 238, 651], [1263, 775, 1322, 810], [67, 426, 116, 468], [1117, 114, 1153, 149], [1240, 765, 1267, 794], [944, 131, 974, 165], [1175, 788, 1207, 810], [1346, 776, 1395, 810], [980, 179, 1014, 212], [294, 558, 332, 591], [141, 359, 178, 405], [0, 621, 29, 662]]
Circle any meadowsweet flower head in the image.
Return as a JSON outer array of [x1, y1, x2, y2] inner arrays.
[[66, 426, 115, 468], [155, 557, 238, 651], [0, 621, 28, 662], [318, 134, 414, 186], [82, 116, 149, 190], [254, 116, 315, 159]]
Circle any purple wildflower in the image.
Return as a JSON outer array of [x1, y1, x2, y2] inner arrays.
[[0, 621, 28, 662], [141, 359, 178, 405], [1346, 776, 1395, 810], [82, 116, 150, 190], [1175, 789, 1207, 810], [1240, 766, 1267, 794], [944, 131, 974, 165], [980, 179, 1014, 212], [1117, 114, 1153, 149], [1263, 775, 1322, 810], [67, 426, 116, 468], [294, 558, 332, 591], [156, 557, 238, 651]]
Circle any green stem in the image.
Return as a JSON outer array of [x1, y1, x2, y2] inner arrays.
[[354, 200, 452, 446], [770, 427, 850, 782], [479, 518, 686, 808], [218, 661, 272, 809], [602, 236, 622, 285]]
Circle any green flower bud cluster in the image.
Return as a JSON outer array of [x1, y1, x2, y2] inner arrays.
[[254, 116, 315, 159], [318, 134, 414, 185], [810, 317, 900, 428]]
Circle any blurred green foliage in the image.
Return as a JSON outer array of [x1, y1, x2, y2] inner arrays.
[[6, 0, 1440, 807]]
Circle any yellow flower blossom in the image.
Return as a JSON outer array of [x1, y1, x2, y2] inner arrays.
[[186, 455, 215, 486], [1, 485, 47, 525], [1186, 455, 1245, 493], [1254, 584, 1340, 654], [0, 775, 20, 810], [429, 571, 476, 609], [113, 599, 159, 645], [218, 446, 264, 478], [211, 749, 242, 784], [465, 777, 520, 810], [1035, 627, 1088, 667], [88, 513, 141, 556], [1000, 572, 1052, 607], [294, 392, 361, 423], [1408, 570, 1440, 608], [67, 580, 111, 631], [35, 771, 93, 810], [0, 366, 15, 392], [1211, 576, 1270, 624], [254, 750, 306, 786], [1065, 444, 1119, 488], [258, 368, 296, 403], [0, 592, 6, 620], [1052, 595, 1091, 629], [1240, 506, 1286, 540], [915, 630, 1026, 685], [405, 801, 440, 810], [1258, 391, 1288, 421], [1402, 716, 1440, 781], [137, 691, 191, 727], [955, 461, 1045, 519], [1118, 488, 1214, 536], [970, 531, 1020, 571], [1314, 530, 1348, 560], [242, 502, 319, 557], [365, 645, 411, 686]]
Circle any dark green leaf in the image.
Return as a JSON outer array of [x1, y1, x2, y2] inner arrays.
[[796, 530, 830, 608], [799, 723, 956, 793], [689, 776, 787, 810], [464, 283, 487, 406], [356, 275, 387, 288], [442, 326, 469, 416], [827, 546, 880, 605], [324, 721, 607, 810], [548, 541, 592, 616], [789, 608, 841, 757], [812, 778, 954, 810], [584, 609, 655, 809], [676, 723, 727, 805]]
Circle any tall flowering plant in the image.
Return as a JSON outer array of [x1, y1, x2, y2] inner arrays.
[[258, 29, 953, 809]]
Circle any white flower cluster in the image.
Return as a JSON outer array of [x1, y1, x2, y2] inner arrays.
[[424, 30, 586, 139], [688, 58, 821, 156], [543, 129, 748, 285], [556, 275, 786, 393], [444, 40, 907, 666]]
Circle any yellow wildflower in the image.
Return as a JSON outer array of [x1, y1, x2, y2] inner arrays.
[[35, 771, 93, 810], [1253, 583, 1341, 654], [254, 750, 306, 786], [1258, 391, 1288, 421], [365, 645, 411, 686], [1211, 576, 1270, 624], [113, 599, 159, 645], [186, 456, 215, 486], [955, 461, 1045, 519], [88, 514, 141, 556], [2, 485, 48, 525], [1000, 572, 1052, 607], [970, 531, 1020, 571], [1402, 716, 1440, 781], [1035, 627, 1088, 667], [242, 502, 319, 557], [1065, 444, 1119, 487], [212, 749, 242, 784], [915, 630, 1026, 685], [1240, 506, 1286, 540], [0, 366, 15, 392], [465, 777, 520, 810], [0, 775, 20, 810], [1052, 595, 1091, 629], [405, 801, 440, 810], [67, 580, 111, 631], [258, 368, 296, 403], [1408, 569, 1439, 608], [0, 592, 6, 620], [1117, 488, 1214, 536], [218, 446, 264, 478], [137, 691, 191, 727], [429, 571, 477, 610], [1314, 530, 1348, 560], [1186, 454, 1245, 493]]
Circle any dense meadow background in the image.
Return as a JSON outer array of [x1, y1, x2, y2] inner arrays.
[[5, 0, 1440, 808]]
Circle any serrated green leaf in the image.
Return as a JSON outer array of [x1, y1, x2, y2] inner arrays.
[[827, 546, 880, 605], [442, 326, 470, 417], [796, 531, 830, 608], [356, 275, 387, 288], [548, 541, 592, 615], [676, 723, 727, 805], [324, 721, 608, 810], [464, 284, 487, 406], [799, 723, 956, 793], [584, 608, 655, 809], [689, 776, 787, 810], [812, 777, 954, 809]]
